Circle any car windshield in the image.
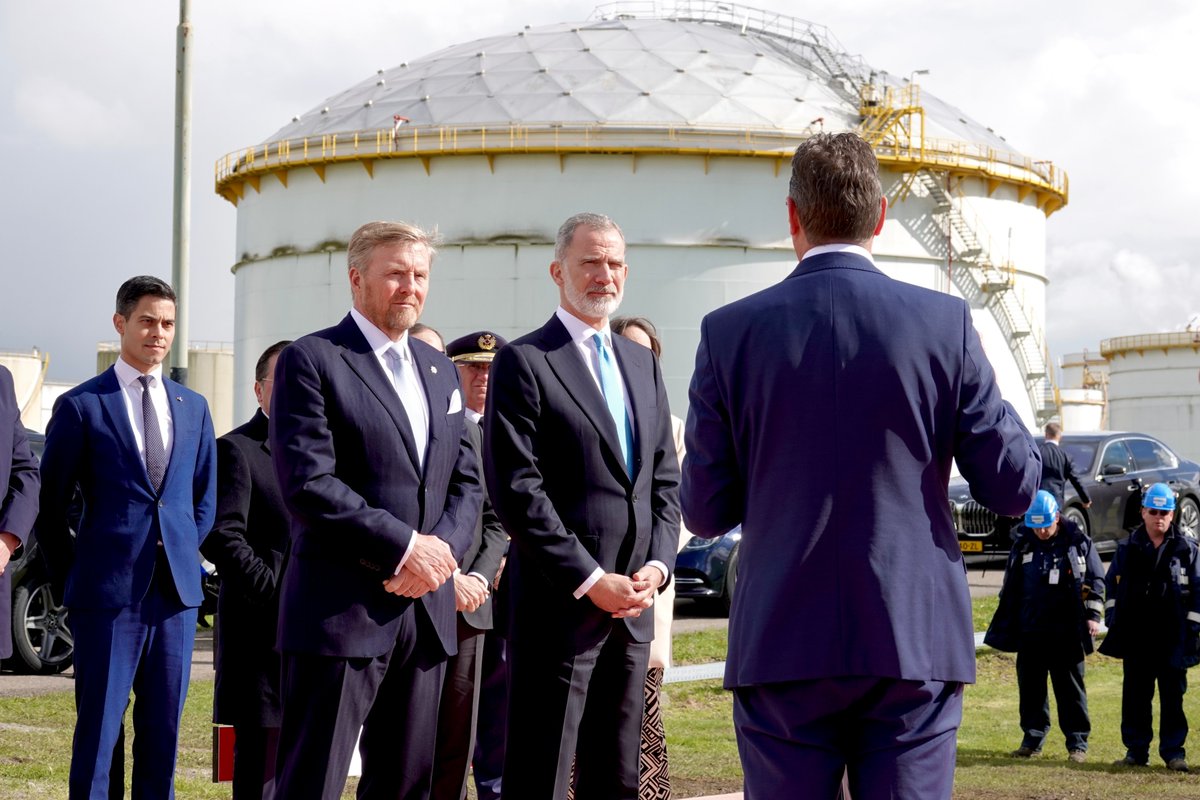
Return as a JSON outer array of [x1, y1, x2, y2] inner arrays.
[[1062, 442, 1097, 473]]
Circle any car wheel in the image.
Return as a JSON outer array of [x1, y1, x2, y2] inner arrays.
[[721, 545, 739, 613], [1062, 505, 1090, 538], [11, 576, 73, 674], [1178, 497, 1200, 540]]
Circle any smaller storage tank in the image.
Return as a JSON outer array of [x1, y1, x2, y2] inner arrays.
[[0, 350, 48, 430], [97, 343, 236, 436], [1102, 332, 1200, 462]]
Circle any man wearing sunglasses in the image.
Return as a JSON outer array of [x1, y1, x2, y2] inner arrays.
[[1100, 482, 1200, 772]]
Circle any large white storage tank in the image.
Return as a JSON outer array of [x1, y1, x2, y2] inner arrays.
[[1102, 332, 1200, 462], [216, 3, 1068, 424]]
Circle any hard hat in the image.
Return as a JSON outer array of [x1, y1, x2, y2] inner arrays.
[[1024, 490, 1059, 528], [1143, 482, 1177, 512]]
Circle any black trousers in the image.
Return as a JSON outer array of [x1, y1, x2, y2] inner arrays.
[[472, 629, 507, 800], [232, 725, 280, 800], [431, 619, 484, 800], [273, 607, 447, 800], [1121, 655, 1189, 763], [1015, 646, 1089, 752], [502, 624, 649, 800]]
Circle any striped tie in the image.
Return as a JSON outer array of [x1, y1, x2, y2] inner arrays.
[[138, 375, 166, 492]]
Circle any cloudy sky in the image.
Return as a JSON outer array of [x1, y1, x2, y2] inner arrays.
[[2, 0, 1196, 382]]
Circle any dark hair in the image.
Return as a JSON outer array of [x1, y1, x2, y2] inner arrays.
[[255, 340, 292, 382], [1044, 422, 1063, 438], [115, 276, 176, 319], [410, 322, 445, 352], [788, 133, 883, 245], [611, 316, 662, 358]]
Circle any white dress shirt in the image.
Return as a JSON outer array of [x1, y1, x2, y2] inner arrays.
[[349, 308, 430, 573], [113, 357, 174, 473], [554, 307, 669, 599], [801, 242, 875, 263]]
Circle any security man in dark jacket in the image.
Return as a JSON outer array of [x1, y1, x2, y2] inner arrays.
[[986, 490, 1104, 762], [1100, 482, 1200, 772], [1039, 422, 1091, 510]]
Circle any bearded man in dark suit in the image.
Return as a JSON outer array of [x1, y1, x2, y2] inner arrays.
[[269, 221, 482, 800], [486, 212, 680, 800]]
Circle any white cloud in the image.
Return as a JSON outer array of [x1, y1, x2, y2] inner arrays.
[[13, 76, 142, 148]]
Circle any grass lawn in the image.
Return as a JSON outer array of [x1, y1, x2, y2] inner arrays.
[[5, 604, 1200, 798]]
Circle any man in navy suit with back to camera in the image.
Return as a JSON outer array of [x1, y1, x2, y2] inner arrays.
[[39, 275, 217, 799], [682, 133, 1040, 800], [0, 365, 39, 666], [269, 221, 482, 800], [486, 212, 680, 800]]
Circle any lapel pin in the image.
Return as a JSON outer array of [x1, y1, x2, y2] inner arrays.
[[430, 365, 437, 374], [175, 396, 183, 402]]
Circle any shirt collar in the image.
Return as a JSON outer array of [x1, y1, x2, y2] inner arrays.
[[801, 243, 875, 263], [350, 307, 410, 359], [114, 356, 164, 388], [555, 306, 613, 348]]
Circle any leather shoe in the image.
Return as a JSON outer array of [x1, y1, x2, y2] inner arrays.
[[1114, 755, 1148, 767], [1010, 746, 1039, 758], [1167, 758, 1189, 773], [1067, 750, 1086, 763]]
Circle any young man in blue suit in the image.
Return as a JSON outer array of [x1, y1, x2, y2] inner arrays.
[[269, 221, 482, 800], [39, 275, 217, 799], [682, 133, 1040, 800], [0, 365, 39, 664], [486, 213, 681, 800]]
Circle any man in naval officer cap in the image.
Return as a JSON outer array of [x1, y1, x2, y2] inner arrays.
[[431, 330, 511, 800]]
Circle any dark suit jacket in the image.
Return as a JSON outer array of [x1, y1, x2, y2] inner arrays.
[[269, 314, 483, 660], [485, 315, 681, 650], [1039, 440, 1090, 507], [0, 366, 40, 659], [683, 251, 1040, 687], [200, 409, 288, 727], [459, 419, 507, 632], [39, 366, 217, 609]]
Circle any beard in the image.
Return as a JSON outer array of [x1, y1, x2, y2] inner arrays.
[[564, 280, 622, 319]]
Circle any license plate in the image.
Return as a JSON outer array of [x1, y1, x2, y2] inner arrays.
[[959, 540, 983, 553]]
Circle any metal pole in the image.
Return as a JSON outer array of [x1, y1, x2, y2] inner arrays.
[[170, 0, 192, 386]]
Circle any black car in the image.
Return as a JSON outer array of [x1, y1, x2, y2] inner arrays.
[[952, 432, 1200, 555], [673, 525, 742, 611], [4, 431, 73, 674]]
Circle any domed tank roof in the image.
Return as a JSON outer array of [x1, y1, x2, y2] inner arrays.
[[269, 4, 1014, 153]]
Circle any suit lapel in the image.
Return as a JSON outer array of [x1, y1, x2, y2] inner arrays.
[[613, 335, 653, 480], [161, 376, 196, 489], [334, 316, 422, 471], [410, 341, 445, 460], [541, 317, 628, 482], [98, 368, 153, 490]]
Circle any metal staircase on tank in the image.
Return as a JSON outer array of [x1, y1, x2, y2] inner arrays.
[[856, 79, 1059, 425]]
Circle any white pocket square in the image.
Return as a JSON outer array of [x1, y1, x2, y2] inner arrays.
[[447, 389, 462, 414]]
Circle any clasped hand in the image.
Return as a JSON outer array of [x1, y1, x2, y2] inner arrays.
[[586, 568, 664, 618], [381, 533, 457, 598]]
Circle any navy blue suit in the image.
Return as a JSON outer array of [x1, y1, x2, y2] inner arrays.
[[269, 314, 482, 800], [0, 366, 40, 661], [485, 315, 680, 800], [683, 250, 1039, 799], [39, 365, 217, 799]]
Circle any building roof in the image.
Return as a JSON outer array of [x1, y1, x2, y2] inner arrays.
[[267, 4, 1015, 153]]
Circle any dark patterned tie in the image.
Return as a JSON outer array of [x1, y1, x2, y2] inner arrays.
[[138, 375, 166, 492]]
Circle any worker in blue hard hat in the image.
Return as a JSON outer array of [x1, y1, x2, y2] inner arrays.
[[985, 490, 1105, 763], [1100, 482, 1200, 772]]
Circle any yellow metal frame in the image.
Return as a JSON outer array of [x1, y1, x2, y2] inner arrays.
[[214, 121, 1068, 215]]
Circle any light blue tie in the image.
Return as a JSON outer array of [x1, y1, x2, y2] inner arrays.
[[594, 333, 634, 476]]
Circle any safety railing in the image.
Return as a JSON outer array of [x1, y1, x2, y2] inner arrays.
[[215, 122, 1068, 201], [1101, 332, 1200, 355]]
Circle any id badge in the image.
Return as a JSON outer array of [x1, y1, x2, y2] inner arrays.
[[1049, 568, 1060, 585]]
